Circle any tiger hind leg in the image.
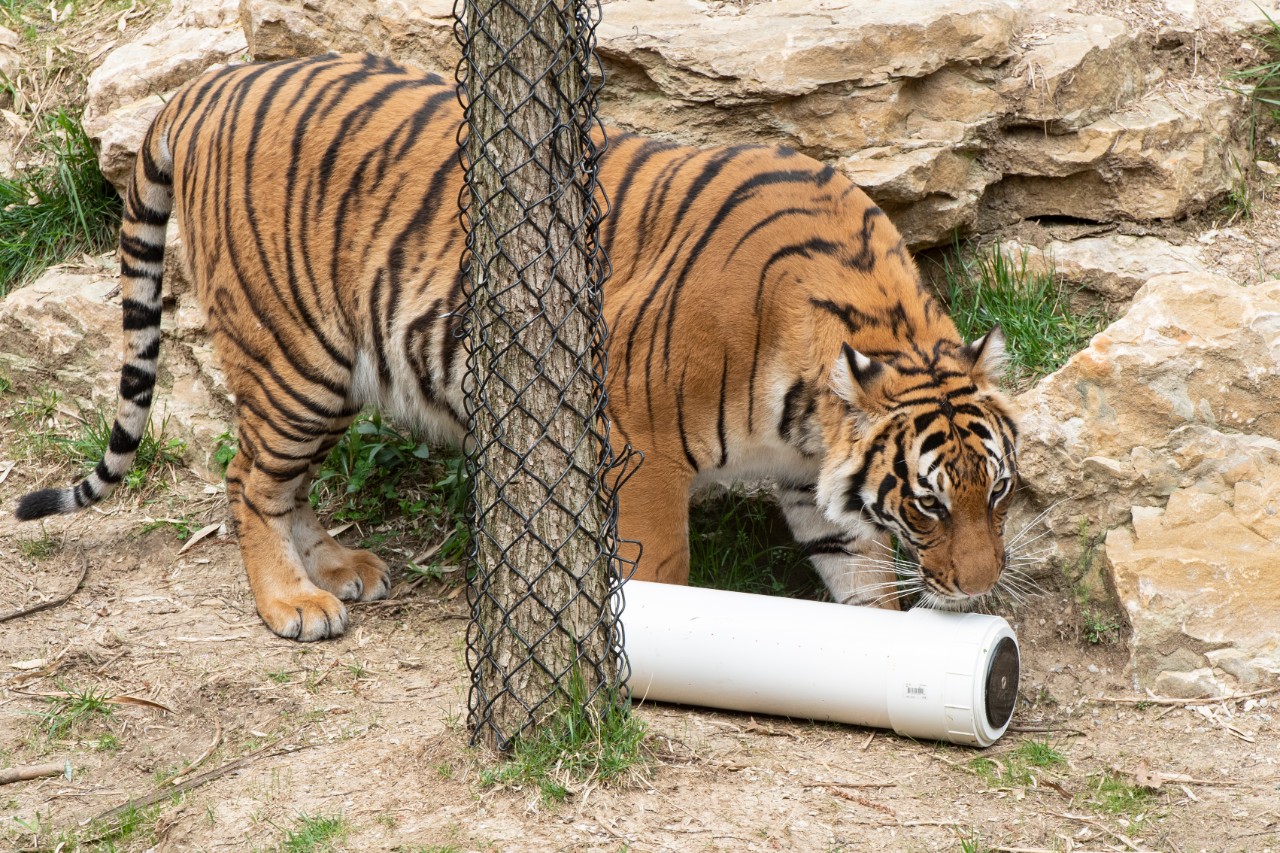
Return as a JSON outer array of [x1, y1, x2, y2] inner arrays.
[[227, 424, 353, 641], [292, 454, 391, 603], [776, 484, 903, 610]]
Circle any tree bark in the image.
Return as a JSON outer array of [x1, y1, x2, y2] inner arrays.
[[459, 0, 620, 749]]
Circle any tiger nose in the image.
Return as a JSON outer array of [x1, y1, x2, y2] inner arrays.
[[956, 578, 995, 597]]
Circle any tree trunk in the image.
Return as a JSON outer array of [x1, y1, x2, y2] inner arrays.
[[459, 0, 620, 749]]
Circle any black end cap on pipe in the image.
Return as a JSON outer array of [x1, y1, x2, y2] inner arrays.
[[984, 636, 1020, 730]]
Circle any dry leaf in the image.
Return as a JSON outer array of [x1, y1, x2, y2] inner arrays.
[[1134, 758, 1162, 789], [106, 695, 175, 714], [9, 658, 48, 671], [179, 521, 224, 555], [1, 109, 29, 133]]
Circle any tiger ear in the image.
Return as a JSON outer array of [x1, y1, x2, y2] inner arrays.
[[963, 326, 1007, 381], [830, 343, 886, 405]]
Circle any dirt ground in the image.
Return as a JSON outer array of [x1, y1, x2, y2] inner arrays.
[[1, 453, 1279, 853]]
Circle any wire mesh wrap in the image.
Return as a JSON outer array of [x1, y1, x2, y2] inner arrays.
[[454, 0, 639, 749]]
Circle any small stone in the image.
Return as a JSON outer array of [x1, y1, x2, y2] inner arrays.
[[1153, 668, 1229, 699]]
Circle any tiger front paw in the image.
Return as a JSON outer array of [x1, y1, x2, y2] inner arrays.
[[310, 549, 391, 602], [256, 588, 350, 641]]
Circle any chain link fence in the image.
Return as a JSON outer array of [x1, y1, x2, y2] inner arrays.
[[453, 0, 640, 749]]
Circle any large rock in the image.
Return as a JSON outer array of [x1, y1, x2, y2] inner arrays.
[[79, 0, 1257, 247], [596, 0, 1021, 103], [84, 0, 248, 190], [1107, 482, 1280, 693], [1001, 14, 1145, 131], [239, 0, 457, 68], [1014, 273, 1280, 689], [1003, 235, 1206, 309], [0, 260, 231, 478], [983, 84, 1245, 224]]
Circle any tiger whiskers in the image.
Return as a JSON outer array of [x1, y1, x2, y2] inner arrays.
[[1005, 497, 1069, 550]]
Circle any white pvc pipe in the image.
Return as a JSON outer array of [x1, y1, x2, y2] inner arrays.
[[622, 580, 1019, 747]]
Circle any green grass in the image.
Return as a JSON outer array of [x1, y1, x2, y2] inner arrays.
[[688, 489, 819, 598], [64, 802, 161, 852], [57, 409, 186, 491], [16, 529, 60, 560], [310, 412, 435, 523], [91, 733, 121, 753], [1082, 609, 1121, 645], [0, 109, 121, 296], [11, 387, 60, 421], [276, 814, 349, 853], [969, 738, 1067, 788], [1085, 771, 1156, 816], [138, 516, 199, 539], [1219, 152, 1256, 224], [957, 830, 992, 853], [478, 673, 650, 805], [212, 430, 238, 473], [938, 240, 1106, 388], [38, 683, 114, 739], [1234, 8, 1280, 124], [304, 412, 470, 565]]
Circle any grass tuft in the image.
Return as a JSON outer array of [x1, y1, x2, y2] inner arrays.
[[310, 412, 435, 524], [305, 412, 470, 564], [277, 814, 349, 853], [969, 738, 1067, 788], [0, 108, 121, 296], [38, 683, 113, 739], [1086, 771, 1157, 816], [1082, 609, 1122, 645], [479, 672, 650, 805], [16, 529, 60, 560], [1233, 8, 1280, 124], [938, 240, 1106, 389], [57, 409, 186, 491]]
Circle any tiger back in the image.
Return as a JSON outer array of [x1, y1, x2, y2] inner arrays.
[[16, 53, 1019, 641]]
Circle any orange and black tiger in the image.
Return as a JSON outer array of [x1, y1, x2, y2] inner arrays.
[[17, 53, 1019, 640]]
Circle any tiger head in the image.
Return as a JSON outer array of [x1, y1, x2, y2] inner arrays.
[[815, 328, 1019, 606]]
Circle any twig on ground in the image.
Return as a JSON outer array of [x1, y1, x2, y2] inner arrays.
[[1052, 811, 1149, 852], [1092, 685, 1280, 706], [166, 720, 222, 786], [0, 762, 68, 786], [801, 780, 896, 789], [1189, 705, 1255, 742], [69, 739, 322, 846], [1006, 721, 1086, 736], [994, 848, 1115, 853], [0, 557, 88, 625]]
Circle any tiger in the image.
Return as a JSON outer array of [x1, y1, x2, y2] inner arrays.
[[16, 53, 1019, 642]]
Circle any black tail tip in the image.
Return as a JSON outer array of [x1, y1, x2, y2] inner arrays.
[[15, 489, 67, 521]]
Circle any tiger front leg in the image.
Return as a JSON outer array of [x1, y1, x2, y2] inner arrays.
[[616, 461, 693, 585], [291, 467, 391, 603], [776, 484, 903, 609], [226, 448, 350, 641]]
